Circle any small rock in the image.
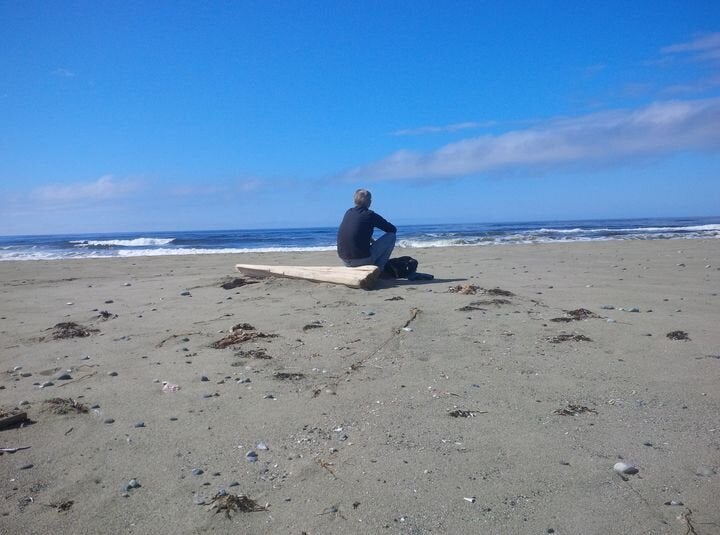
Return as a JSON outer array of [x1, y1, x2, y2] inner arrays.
[[191, 468, 204, 476], [245, 451, 258, 462], [128, 479, 140, 488], [81, 355, 90, 360], [627, 307, 640, 313], [256, 441, 268, 450], [613, 462, 638, 475], [202, 393, 214, 399], [108, 371, 118, 377], [664, 500, 684, 506], [18, 400, 30, 406], [696, 466, 716, 477], [237, 378, 251, 384], [104, 418, 115, 424], [39, 381, 54, 388], [19, 463, 33, 470], [228, 481, 240, 487], [90, 404, 100, 409], [123, 283, 131, 287], [264, 394, 275, 399], [169, 417, 178, 421], [200, 375, 209, 382], [20, 372, 32, 377], [180, 291, 191, 296], [56, 373, 72, 380], [134, 422, 145, 428]]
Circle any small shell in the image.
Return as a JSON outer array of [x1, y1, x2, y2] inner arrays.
[[613, 462, 639, 475]]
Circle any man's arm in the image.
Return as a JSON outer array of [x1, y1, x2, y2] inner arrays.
[[372, 212, 397, 234]]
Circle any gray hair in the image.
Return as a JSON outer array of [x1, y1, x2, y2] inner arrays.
[[354, 189, 372, 208]]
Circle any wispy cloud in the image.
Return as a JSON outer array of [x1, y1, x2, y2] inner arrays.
[[341, 98, 720, 182], [661, 32, 720, 62], [390, 121, 495, 136], [663, 74, 720, 96], [169, 178, 264, 197], [33, 175, 139, 203], [52, 68, 76, 78]]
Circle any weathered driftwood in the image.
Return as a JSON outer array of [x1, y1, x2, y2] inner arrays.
[[235, 264, 380, 289]]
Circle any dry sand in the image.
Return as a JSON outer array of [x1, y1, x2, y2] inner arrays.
[[0, 240, 718, 534]]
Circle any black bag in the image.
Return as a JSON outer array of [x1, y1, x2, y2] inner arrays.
[[383, 256, 419, 278]]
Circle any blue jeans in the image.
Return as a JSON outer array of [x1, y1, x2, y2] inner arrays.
[[342, 233, 396, 269]]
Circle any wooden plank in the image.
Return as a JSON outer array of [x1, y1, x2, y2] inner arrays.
[[235, 264, 381, 289]]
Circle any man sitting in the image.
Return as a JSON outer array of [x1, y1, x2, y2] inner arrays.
[[337, 189, 396, 269]]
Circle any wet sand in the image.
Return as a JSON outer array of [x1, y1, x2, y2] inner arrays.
[[0, 239, 718, 534]]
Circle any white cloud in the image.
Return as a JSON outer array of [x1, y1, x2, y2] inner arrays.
[[236, 179, 263, 193], [53, 68, 76, 77], [390, 121, 495, 136], [341, 98, 720, 182], [663, 74, 720, 95], [33, 175, 138, 203], [168, 178, 264, 197], [661, 32, 720, 62]]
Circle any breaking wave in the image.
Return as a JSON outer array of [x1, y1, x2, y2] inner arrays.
[[71, 237, 176, 247]]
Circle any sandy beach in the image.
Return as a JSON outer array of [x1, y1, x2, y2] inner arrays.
[[0, 239, 718, 534]]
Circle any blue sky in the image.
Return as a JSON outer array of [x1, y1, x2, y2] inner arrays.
[[1, 1, 719, 235]]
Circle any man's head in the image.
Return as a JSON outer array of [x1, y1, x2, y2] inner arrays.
[[354, 188, 372, 208]]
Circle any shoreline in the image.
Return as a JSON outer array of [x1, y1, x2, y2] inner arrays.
[[1, 239, 718, 533]]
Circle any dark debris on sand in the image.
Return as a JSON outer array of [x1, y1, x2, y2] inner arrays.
[[471, 298, 511, 306], [43, 398, 88, 415], [234, 349, 272, 360], [448, 408, 487, 418], [485, 288, 515, 297], [209, 492, 267, 518], [546, 333, 593, 343], [449, 284, 480, 295], [49, 500, 74, 512], [211, 325, 275, 349], [553, 404, 597, 416], [50, 322, 99, 340], [273, 372, 306, 381], [220, 278, 259, 290], [449, 285, 515, 297], [550, 308, 598, 322], [457, 305, 486, 312], [667, 330, 690, 341]]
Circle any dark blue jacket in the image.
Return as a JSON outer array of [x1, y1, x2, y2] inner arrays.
[[337, 207, 396, 260]]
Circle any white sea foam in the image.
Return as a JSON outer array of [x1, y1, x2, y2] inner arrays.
[[116, 246, 337, 257], [70, 237, 176, 247]]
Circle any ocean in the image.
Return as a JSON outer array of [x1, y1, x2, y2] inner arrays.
[[1, 216, 718, 261]]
